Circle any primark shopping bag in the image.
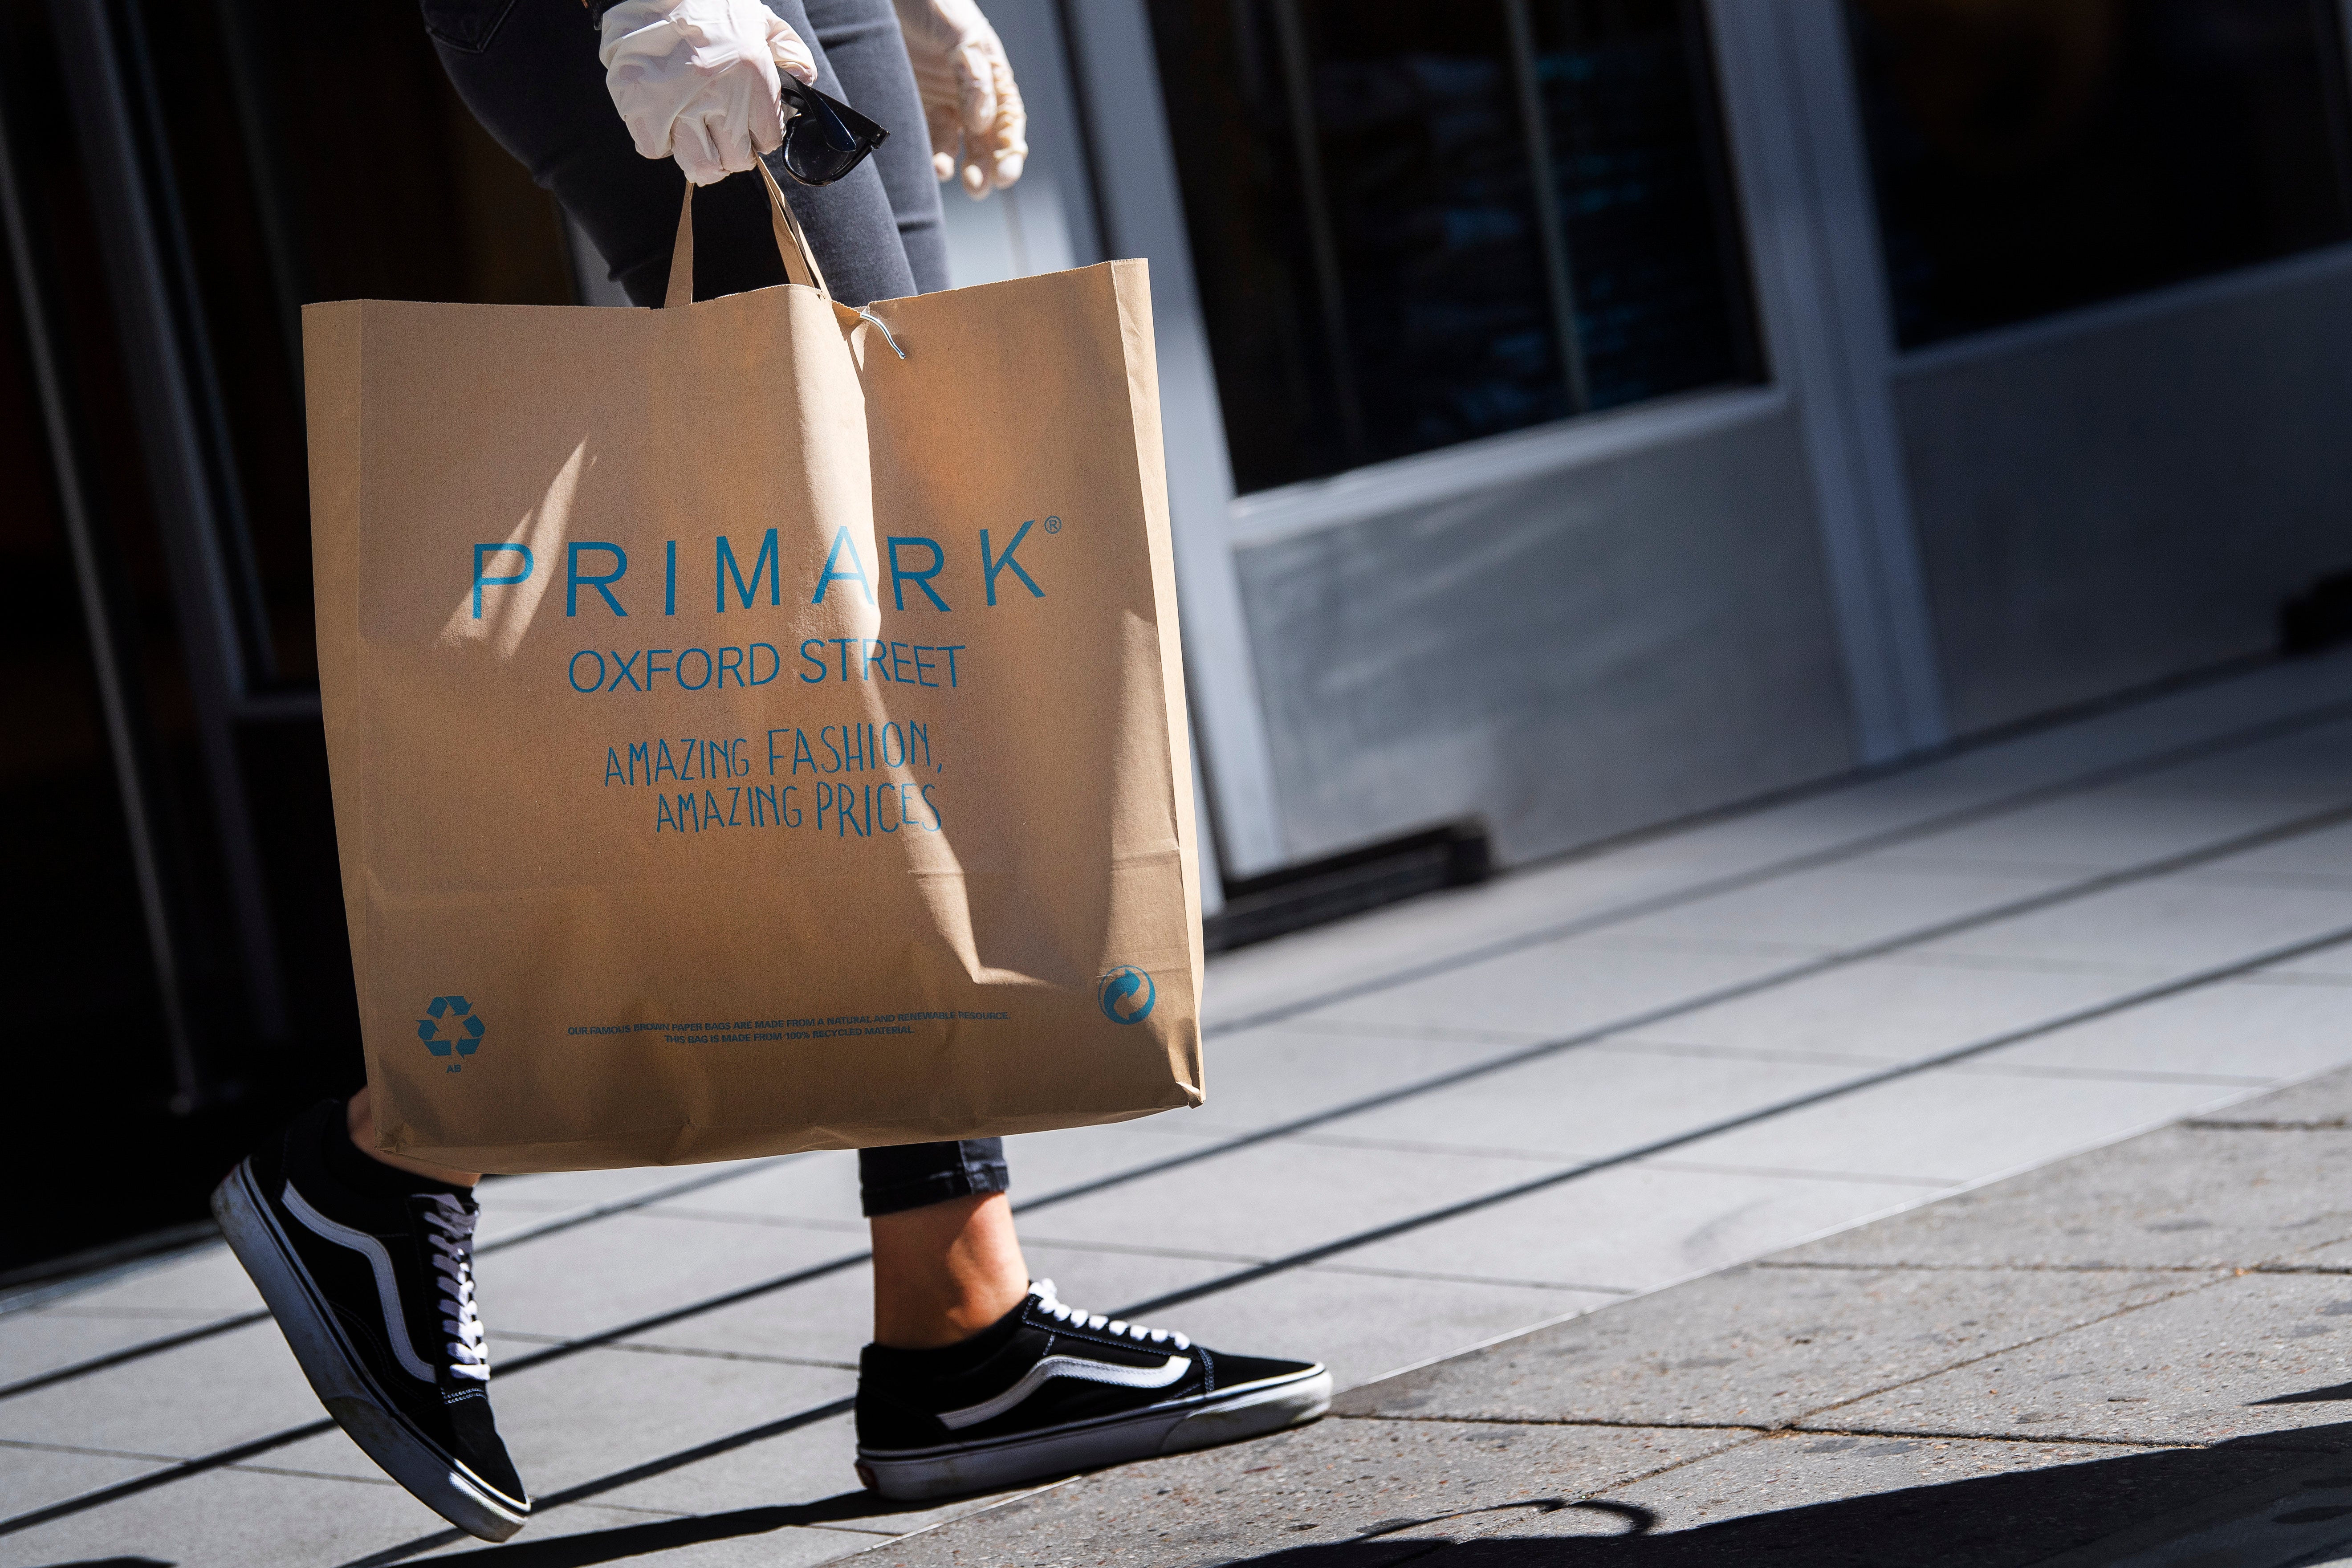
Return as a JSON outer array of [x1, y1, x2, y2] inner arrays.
[[303, 169, 1204, 1171]]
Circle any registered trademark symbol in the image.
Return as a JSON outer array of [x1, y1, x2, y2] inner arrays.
[[1044, 516, 1062, 534]]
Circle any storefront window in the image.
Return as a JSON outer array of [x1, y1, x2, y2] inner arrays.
[[1147, 0, 1761, 496], [1847, 0, 2352, 350]]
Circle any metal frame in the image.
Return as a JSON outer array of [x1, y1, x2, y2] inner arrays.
[[48, 0, 296, 1055], [0, 62, 202, 1109]]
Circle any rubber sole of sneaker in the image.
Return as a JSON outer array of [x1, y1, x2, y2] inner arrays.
[[855, 1365, 1334, 1501], [210, 1161, 530, 1543]]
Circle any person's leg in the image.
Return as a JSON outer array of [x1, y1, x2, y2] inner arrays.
[[430, 0, 925, 305], [800, 0, 950, 293], [860, 1141, 1025, 1347]]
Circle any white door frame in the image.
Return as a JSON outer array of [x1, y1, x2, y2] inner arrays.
[[1058, 0, 1951, 883], [1707, 0, 1947, 760]]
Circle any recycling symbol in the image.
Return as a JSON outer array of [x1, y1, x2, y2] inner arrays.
[[418, 995, 485, 1058]]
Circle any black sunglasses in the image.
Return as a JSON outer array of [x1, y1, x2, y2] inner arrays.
[[766, 78, 888, 187]]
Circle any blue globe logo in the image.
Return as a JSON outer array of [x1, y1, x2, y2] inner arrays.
[[418, 995, 485, 1057], [1098, 966, 1155, 1026]]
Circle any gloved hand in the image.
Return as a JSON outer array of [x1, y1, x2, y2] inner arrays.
[[891, 0, 1027, 198], [600, 0, 819, 187]]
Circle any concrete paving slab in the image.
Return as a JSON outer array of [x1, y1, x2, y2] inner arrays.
[[1333, 1162, 1935, 1298], [2133, 718, 2352, 804], [29, 1245, 266, 1319], [1858, 788, 2323, 876], [999, 1117, 1239, 1203], [0, 1439, 174, 1517], [1197, 652, 2352, 1038], [1954, 979, 2351, 1083], [1336, 1263, 2201, 1429], [1298, 932, 1822, 1043], [1620, 954, 2136, 1062], [1313, 1044, 1892, 1164], [1605, 863, 2076, 952], [2226, 818, 2352, 876], [1778, 1122, 2352, 1270], [0, 1304, 256, 1389], [0, 1309, 323, 1459], [0, 1464, 452, 1568], [642, 1151, 868, 1229], [1914, 876, 2352, 975], [1811, 1271, 2352, 1445], [1161, 1266, 1617, 1390], [1672, 1065, 2257, 1186], [1196, 1026, 1536, 1133], [553, 1259, 875, 1365], [476, 1211, 867, 1341], [865, 1417, 1741, 1568], [483, 1348, 853, 1497], [1025, 1140, 1572, 1262]]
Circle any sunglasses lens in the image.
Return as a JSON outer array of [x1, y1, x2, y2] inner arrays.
[[783, 132, 864, 185], [772, 81, 887, 185]]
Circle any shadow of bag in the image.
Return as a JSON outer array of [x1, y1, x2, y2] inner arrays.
[[304, 164, 1203, 1171]]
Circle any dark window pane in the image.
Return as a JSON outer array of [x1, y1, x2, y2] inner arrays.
[[1534, 2, 1762, 412], [1847, 0, 2352, 350], [1147, 0, 1759, 495]]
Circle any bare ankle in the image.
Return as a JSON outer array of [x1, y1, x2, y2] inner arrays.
[[869, 1193, 1030, 1349]]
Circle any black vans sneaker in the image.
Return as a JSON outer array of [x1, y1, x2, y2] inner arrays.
[[212, 1100, 529, 1541], [853, 1280, 1331, 1500]]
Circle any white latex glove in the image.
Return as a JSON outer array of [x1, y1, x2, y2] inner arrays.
[[892, 0, 1026, 198], [600, 0, 819, 187]]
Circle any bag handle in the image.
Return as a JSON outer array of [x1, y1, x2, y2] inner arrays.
[[663, 159, 831, 308]]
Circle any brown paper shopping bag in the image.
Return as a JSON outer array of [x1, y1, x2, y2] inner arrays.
[[302, 169, 1202, 1171]]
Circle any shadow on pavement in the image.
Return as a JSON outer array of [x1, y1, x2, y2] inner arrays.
[[1225, 1423, 2352, 1566], [413, 1490, 940, 1566]]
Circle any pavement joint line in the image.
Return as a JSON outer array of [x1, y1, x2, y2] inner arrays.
[[2188, 1119, 2352, 1131], [1005, 798, 2352, 1222], [1303, 1263, 1636, 1293], [222, 1463, 399, 1487], [493, 1334, 860, 1372], [16, 825, 2352, 1538], [1107, 919, 2352, 1322], [1330, 1412, 2177, 1451], [0, 1436, 187, 1463], [1201, 691, 2352, 1042], [1752, 1261, 2243, 1274], [1947, 1065, 2274, 1086], [2255, 1265, 2352, 1275], [0, 1156, 802, 1408], [1633, 1159, 1960, 1187], [1013, 1236, 1266, 1264]]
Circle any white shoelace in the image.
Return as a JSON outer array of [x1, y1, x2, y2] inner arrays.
[[1030, 1279, 1190, 1351], [422, 1195, 490, 1382]]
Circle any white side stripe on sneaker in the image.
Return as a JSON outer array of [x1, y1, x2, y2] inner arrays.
[[937, 1354, 1192, 1431], [282, 1181, 440, 1385], [936, 1363, 1195, 1438]]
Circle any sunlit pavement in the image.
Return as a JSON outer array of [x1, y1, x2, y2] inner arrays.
[[7, 646, 2352, 1566]]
